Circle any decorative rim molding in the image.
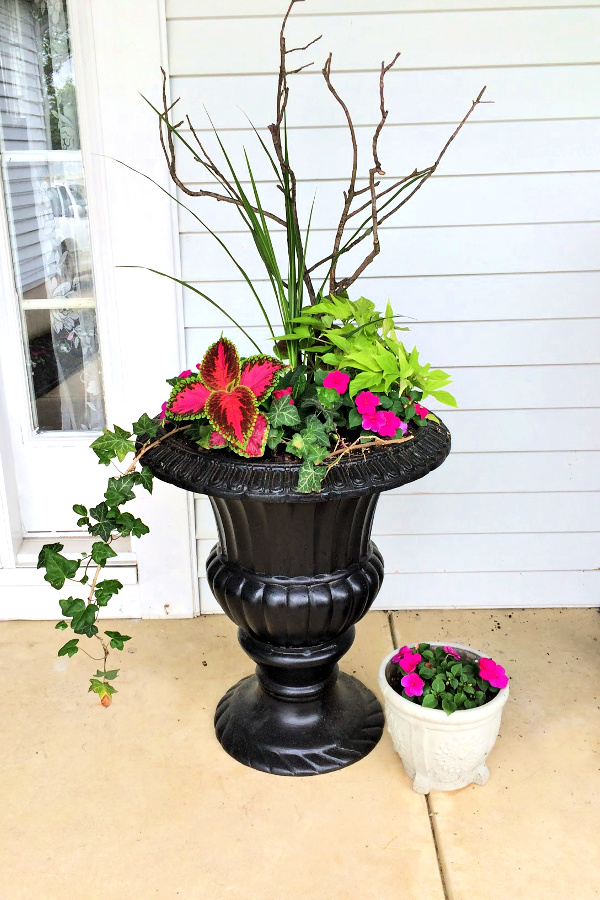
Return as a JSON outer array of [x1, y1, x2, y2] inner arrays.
[[141, 418, 451, 501]]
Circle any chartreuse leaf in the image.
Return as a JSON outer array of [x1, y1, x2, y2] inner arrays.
[[89, 678, 117, 705], [94, 579, 123, 607], [105, 631, 132, 651], [267, 396, 301, 428], [90, 426, 135, 465], [58, 639, 79, 658], [297, 461, 327, 494], [131, 413, 159, 439], [43, 551, 80, 590], [91, 542, 118, 567]]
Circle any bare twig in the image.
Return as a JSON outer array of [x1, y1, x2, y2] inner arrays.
[[325, 432, 414, 469]]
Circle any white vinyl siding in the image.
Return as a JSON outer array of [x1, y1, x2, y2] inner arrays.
[[165, 0, 600, 610]]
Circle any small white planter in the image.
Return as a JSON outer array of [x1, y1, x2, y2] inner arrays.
[[378, 643, 509, 793]]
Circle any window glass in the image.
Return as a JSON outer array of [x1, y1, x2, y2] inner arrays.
[[0, 0, 105, 431]]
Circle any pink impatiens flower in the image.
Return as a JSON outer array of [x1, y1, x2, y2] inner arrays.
[[361, 410, 386, 433], [443, 646, 461, 661], [414, 402, 429, 419], [401, 673, 424, 697], [391, 645, 413, 663], [323, 370, 350, 395], [479, 657, 509, 689], [159, 401, 168, 420], [178, 369, 192, 379], [397, 651, 422, 674], [355, 390, 379, 415], [273, 386, 294, 405]]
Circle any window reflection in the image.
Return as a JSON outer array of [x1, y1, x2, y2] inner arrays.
[[0, 0, 104, 432]]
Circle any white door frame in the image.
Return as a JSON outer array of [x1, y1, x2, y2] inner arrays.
[[0, 0, 198, 619]]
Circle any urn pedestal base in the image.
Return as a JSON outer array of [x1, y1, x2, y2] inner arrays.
[[214, 627, 384, 776]]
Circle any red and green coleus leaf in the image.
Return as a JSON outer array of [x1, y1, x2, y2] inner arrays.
[[166, 377, 210, 420], [199, 337, 240, 392], [239, 356, 282, 403], [229, 413, 270, 458], [206, 385, 257, 445]]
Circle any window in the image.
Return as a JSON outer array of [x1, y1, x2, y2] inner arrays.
[[0, 0, 105, 431]]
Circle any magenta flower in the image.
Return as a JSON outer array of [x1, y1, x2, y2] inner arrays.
[[443, 646, 461, 661], [178, 369, 192, 379], [401, 673, 424, 697], [479, 657, 509, 689], [159, 401, 168, 421], [323, 370, 350, 395], [414, 403, 429, 419], [362, 410, 387, 433], [273, 386, 294, 405], [397, 651, 422, 674], [391, 645, 413, 663], [355, 390, 379, 415]]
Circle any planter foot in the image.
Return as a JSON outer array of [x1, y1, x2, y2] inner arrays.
[[412, 775, 432, 794], [472, 764, 490, 786], [214, 671, 384, 776]]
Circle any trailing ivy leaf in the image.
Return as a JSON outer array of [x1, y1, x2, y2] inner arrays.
[[73, 504, 87, 517], [131, 413, 159, 439], [104, 474, 137, 506], [37, 542, 64, 570], [55, 620, 68, 630], [76, 516, 89, 527], [302, 442, 329, 465], [91, 542, 118, 567], [105, 630, 132, 651], [88, 678, 117, 705], [316, 386, 340, 408], [422, 693, 438, 709], [90, 425, 135, 465], [113, 511, 150, 539], [71, 603, 98, 637], [267, 396, 301, 428], [297, 461, 327, 494], [43, 551, 80, 590], [285, 433, 305, 459], [94, 669, 119, 680], [301, 415, 330, 445], [60, 597, 85, 618], [58, 638, 79, 658], [80, 575, 89, 585], [137, 466, 154, 494], [89, 502, 117, 542], [94, 579, 124, 607]]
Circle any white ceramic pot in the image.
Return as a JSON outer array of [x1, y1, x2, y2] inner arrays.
[[378, 643, 509, 793]]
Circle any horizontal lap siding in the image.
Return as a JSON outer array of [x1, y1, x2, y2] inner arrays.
[[165, 3, 600, 609]]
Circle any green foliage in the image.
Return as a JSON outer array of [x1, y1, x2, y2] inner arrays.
[[131, 413, 160, 439], [267, 396, 301, 428], [58, 639, 79, 658], [104, 631, 132, 651], [297, 461, 327, 493], [94, 580, 123, 607], [41, 549, 79, 590], [89, 679, 117, 704], [91, 542, 117, 567], [90, 425, 136, 465]]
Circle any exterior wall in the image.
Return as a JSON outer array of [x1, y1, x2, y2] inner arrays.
[[165, 0, 600, 609]]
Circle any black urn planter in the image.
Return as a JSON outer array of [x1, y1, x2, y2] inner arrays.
[[142, 420, 451, 776]]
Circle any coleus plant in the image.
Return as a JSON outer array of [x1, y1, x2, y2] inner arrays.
[[386, 643, 509, 715]]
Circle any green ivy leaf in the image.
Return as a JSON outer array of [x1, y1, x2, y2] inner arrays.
[[59, 597, 85, 618], [113, 511, 150, 538], [72, 504, 87, 517], [90, 426, 136, 465], [91, 542, 118, 567], [89, 502, 117, 542], [104, 474, 137, 506], [76, 516, 90, 527], [301, 415, 330, 445], [131, 413, 159, 439], [94, 669, 119, 680], [37, 542, 64, 570], [58, 638, 79, 658], [267, 396, 301, 428], [297, 461, 327, 494], [71, 603, 99, 638], [137, 466, 154, 494], [316, 386, 340, 408], [43, 551, 80, 590], [105, 630, 132, 651], [94, 579, 123, 607], [55, 620, 68, 630], [266, 427, 283, 450]]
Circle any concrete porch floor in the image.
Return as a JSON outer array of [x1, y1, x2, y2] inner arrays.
[[0, 608, 599, 899]]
